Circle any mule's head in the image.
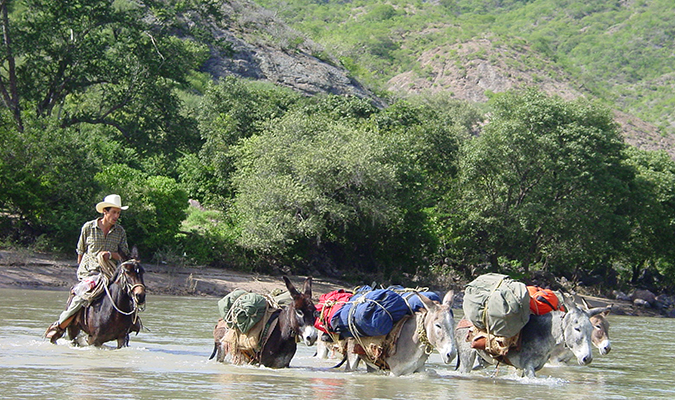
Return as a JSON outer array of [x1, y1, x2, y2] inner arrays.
[[588, 305, 611, 355], [562, 295, 593, 366], [420, 290, 457, 364], [119, 258, 146, 306], [283, 276, 318, 346]]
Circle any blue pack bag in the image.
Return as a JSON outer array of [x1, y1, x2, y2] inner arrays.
[[331, 287, 410, 337], [400, 291, 442, 312]]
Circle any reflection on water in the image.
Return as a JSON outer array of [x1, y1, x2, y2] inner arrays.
[[1, 288, 673, 399]]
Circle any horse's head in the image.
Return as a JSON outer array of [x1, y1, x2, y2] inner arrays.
[[283, 276, 318, 346], [419, 290, 457, 364], [561, 294, 593, 366], [117, 258, 146, 307]]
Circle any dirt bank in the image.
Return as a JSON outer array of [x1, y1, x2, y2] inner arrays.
[[0, 249, 346, 297], [0, 249, 663, 317]]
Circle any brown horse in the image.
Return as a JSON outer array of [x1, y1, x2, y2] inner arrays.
[[211, 276, 318, 368], [67, 253, 146, 348]]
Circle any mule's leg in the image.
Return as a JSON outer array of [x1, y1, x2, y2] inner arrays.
[[344, 339, 361, 371], [315, 338, 329, 359], [216, 341, 226, 362], [365, 362, 378, 373], [521, 366, 536, 378], [455, 327, 478, 374]]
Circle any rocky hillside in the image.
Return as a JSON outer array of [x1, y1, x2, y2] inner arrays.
[[177, 1, 673, 158], [175, 0, 381, 104], [387, 37, 675, 158]]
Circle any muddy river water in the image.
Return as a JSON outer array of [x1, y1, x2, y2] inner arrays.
[[1, 288, 672, 399]]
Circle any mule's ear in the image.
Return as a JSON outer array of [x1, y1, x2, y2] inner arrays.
[[587, 307, 606, 317], [587, 303, 612, 317], [302, 276, 313, 296], [580, 297, 591, 311], [563, 293, 578, 311], [130, 245, 139, 260], [442, 290, 455, 307], [418, 293, 438, 311], [283, 276, 300, 297]]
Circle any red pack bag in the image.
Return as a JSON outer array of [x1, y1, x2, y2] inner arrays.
[[314, 289, 353, 333], [527, 286, 564, 315]]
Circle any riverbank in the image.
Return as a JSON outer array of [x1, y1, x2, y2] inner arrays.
[[0, 249, 666, 317], [0, 249, 347, 297]]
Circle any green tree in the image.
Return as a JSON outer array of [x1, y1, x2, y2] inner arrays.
[[619, 147, 675, 287], [184, 78, 302, 205], [449, 89, 632, 275], [0, 118, 129, 249], [0, 0, 207, 158], [95, 164, 188, 254], [229, 108, 426, 276], [375, 95, 483, 271]]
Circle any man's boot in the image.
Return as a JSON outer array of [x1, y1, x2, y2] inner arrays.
[[44, 321, 65, 344], [44, 315, 74, 344]]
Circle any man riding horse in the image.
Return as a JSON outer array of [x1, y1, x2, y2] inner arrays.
[[44, 194, 130, 343]]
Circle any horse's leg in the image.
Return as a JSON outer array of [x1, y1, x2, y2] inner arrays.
[[65, 310, 87, 345], [116, 335, 128, 349]]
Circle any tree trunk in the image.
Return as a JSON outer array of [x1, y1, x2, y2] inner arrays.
[[0, 1, 23, 131], [489, 253, 499, 271], [630, 260, 646, 284]]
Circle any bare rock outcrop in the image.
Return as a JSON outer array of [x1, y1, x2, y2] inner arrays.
[[173, 1, 383, 105], [387, 38, 673, 157]]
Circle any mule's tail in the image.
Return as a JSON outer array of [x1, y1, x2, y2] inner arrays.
[[331, 354, 348, 369], [209, 342, 218, 360]]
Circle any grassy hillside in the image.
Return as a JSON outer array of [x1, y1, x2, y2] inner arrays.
[[253, 0, 675, 140]]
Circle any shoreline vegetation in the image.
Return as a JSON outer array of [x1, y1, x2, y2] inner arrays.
[[1, 249, 670, 319]]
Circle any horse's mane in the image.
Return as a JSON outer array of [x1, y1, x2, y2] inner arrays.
[[110, 260, 143, 286]]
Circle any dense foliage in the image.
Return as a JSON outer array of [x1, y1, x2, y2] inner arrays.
[[0, 0, 673, 295]]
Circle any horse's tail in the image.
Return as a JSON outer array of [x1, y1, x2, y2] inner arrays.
[[209, 342, 218, 360]]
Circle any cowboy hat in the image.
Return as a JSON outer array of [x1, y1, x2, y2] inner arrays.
[[95, 194, 129, 213]]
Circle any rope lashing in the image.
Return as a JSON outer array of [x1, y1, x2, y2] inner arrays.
[[416, 311, 434, 355]]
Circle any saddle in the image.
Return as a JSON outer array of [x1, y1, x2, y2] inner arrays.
[[350, 312, 422, 371], [220, 305, 279, 364], [458, 318, 521, 363]]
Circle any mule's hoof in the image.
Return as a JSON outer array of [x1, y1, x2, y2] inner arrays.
[[44, 322, 65, 343]]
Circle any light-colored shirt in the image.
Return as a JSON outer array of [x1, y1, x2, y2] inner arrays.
[[76, 218, 129, 280]]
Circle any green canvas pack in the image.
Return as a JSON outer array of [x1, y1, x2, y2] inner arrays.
[[218, 289, 269, 334], [462, 273, 531, 338]]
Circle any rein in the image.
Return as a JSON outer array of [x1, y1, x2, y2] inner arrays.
[[104, 263, 146, 322]]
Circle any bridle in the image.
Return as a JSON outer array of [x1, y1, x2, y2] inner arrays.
[[104, 260, 146, 319], [288, 298, 310, 338]]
